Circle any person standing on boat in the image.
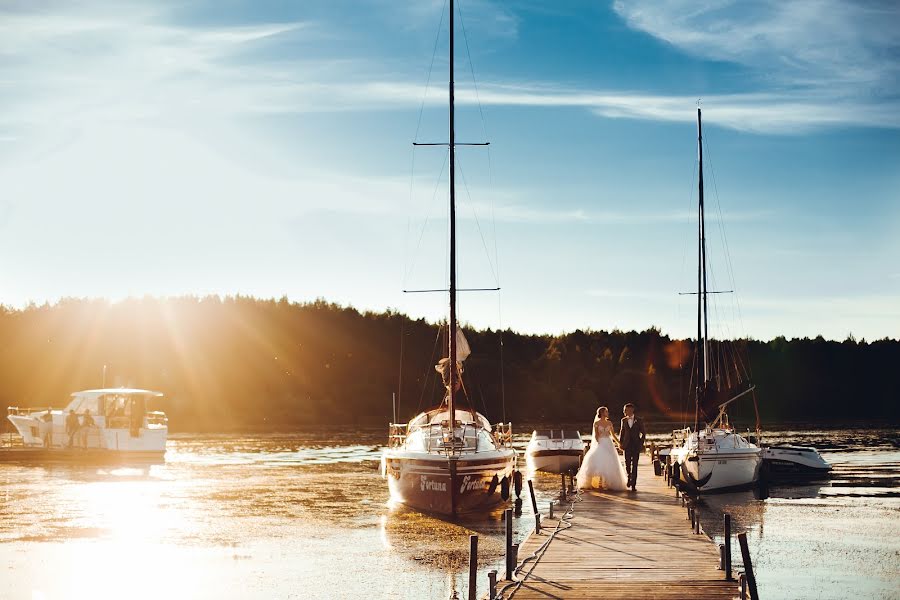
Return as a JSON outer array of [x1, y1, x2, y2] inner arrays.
[[39, 408, 53, 448], [619, 403, 646, 491], [79, 410, 96, 448], [65, 409, 80, 448]]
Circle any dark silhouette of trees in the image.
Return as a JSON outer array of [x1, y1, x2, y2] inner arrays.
[[0, 297, 896, 431]]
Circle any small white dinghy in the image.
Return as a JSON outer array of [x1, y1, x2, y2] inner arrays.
[[525, 429, 584, 474], [763, 445, 832, 478]]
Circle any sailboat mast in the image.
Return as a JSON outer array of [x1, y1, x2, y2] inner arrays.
[[699, 108, 709, 385], [448, 0, 457, 434], [696, 107, 708, 430]]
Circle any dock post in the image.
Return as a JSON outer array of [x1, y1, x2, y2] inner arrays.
[[535, 513, 542, 534], [468, 534, 478, 600], [548, 501, 554, 519], [569, 471, 576, 495], [718, 544, 725, 570], [737, 533, 759, 600], [510, 543, 519, 578], [488, 570, 497, 599], [739, 572, 747, 599], [527, 479, 539, 517], [724, 513, 733, 580], [504, 509, 513, 580], [560, 473, 566, 499]]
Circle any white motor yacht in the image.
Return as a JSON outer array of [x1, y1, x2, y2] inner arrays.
[[525, 429, 584, 474], [6, 388, 168, 459]]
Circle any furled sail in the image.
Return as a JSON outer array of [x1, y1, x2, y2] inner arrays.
[[435, 327, 471, 391]]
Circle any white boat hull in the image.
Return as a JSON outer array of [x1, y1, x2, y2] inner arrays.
[[678, 450, 761, 491], [671, 428, 762, 492], [763, 446, 831, 478], [7, 414, 167, 454]]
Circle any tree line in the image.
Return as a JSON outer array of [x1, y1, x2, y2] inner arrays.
[[0, 297, 896, 432]]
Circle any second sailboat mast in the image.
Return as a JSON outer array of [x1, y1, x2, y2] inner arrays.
[[448, 0, 458, 434]]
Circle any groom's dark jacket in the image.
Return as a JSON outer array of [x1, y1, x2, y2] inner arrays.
[[619, 416, 646, 451]]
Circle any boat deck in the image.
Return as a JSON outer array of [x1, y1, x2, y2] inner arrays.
[[498, 454, 741, 599]]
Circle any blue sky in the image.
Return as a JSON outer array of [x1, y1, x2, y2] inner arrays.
[[0, 0, 897, 341]]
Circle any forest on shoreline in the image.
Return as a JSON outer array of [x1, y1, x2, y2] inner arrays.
[[0, 297, 896, 432]]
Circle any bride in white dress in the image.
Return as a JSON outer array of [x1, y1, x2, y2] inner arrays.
[[576, 406, 629, 491]]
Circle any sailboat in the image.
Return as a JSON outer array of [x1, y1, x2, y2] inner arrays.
[[380, 0, 518, 516], [670, 108, 762, 493]]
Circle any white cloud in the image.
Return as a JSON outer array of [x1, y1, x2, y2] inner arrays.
[[613, 1, 900, 91], [3, 2, 898, 139]]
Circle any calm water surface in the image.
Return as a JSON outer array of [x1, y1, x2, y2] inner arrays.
[[1, 427, 897, 599]]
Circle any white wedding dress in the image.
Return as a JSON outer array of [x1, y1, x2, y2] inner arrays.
[[576, 419, 628, 491]]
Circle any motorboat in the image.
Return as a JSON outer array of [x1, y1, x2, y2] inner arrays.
[[669, 108, 762, 493], [6, 388, 168, 458], [762, 445, 832, 479], [383, 408, 517, 516], [381, 0, 518, 516], [525, 429, 584, 474]]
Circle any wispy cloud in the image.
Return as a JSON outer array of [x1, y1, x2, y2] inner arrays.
[[612, 0, 900, 89], [2, 2, 898, 138]]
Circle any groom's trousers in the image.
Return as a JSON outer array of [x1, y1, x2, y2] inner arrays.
[[623, 447, 640, 487]]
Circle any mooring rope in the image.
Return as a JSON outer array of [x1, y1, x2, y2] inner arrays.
[[494, 490, 583, 599]]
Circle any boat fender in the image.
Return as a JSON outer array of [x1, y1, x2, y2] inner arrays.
[[487, 474, 499, 496], [513, 470, 523, 498], [500, 476, 510, 501], [672, 461, 681, 482]]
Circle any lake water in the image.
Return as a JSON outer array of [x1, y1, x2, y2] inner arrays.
[[0, 426, 897, 599]]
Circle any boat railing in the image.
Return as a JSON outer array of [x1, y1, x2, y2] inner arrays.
[[7, 406, 45, 417], [671, 427, 691, 445], [494, 422, 513, 448], [388, 423, 408, 448]]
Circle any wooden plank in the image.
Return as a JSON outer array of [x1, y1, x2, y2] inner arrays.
[[493, 454, 741, 599]]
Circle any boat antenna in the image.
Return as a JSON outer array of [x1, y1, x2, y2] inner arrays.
[[448, 0, 457, 435]]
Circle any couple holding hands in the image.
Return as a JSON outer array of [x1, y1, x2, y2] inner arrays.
[[576, 403, 646, 492]]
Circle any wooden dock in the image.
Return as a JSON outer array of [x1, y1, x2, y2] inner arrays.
[[495, 454, 741, 599]]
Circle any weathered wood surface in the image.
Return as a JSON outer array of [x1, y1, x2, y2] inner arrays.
[[498, 454, 740, 599]]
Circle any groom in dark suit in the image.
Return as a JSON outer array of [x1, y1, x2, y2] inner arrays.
[[619, 403, 646, 491]]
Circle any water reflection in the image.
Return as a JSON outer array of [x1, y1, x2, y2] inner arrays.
[[2, 427, 896, 600]]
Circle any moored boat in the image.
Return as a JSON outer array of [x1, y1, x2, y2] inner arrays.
[[380, 0, 518, 516], [6, 388, 168, 460], [525, 429, 584, 474], [669, 108, 762, 493], [383, 408, 516, 515], [762, 445, 832, 479]]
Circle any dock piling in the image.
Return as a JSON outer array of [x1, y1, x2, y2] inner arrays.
[[548, 501, 554, 519], [504, 508, 513, 581], [737, 532, 759, 600], [487, 570, 497, 600], [559, 473, 566, 500], [467, 534, 478, 600], [724, 513, 733, 580], [527, 479, 539, 516]]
